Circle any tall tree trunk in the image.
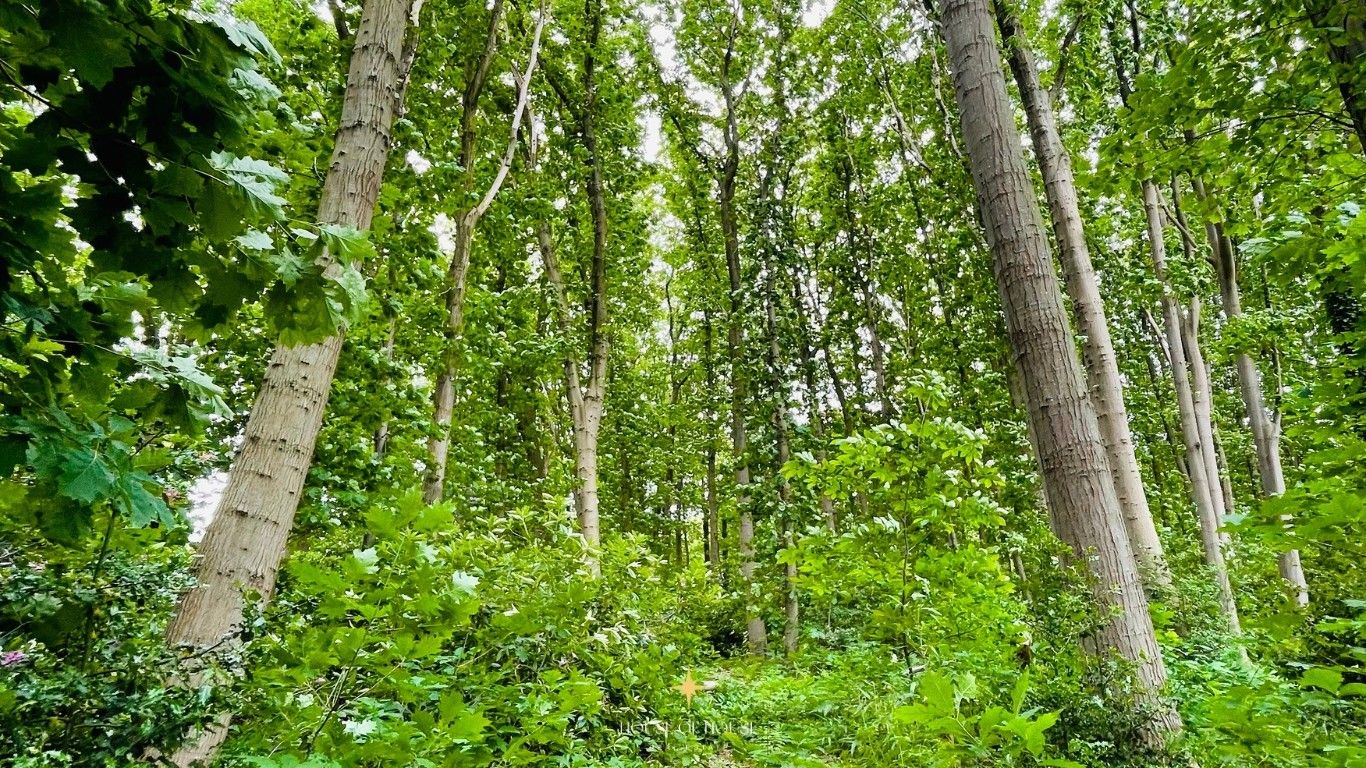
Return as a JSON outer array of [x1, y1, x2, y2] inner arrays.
[[1140, 181, 1242, 634], [539, 218, 605, 577], [766, 269, 799, 656], [422, 0, 550, 502], [1179, 297, 1232, 542], [703, 312, 723, 568], [539, 3, 608, 572], [792, 278, 837, 532], [423, 219, 473, 503], [163, 1, 418, 763], [1183, 179, 1311, 605], [1110, 15, 1240, 634], [422, 0, 506, 503], [937, 0, 1178, 741], [996, 3, 1169, 586], [719, 25, 766, 655]]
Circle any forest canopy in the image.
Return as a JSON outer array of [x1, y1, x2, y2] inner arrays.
[[0, 0, 1364, 766]]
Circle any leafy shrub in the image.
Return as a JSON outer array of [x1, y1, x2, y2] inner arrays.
[[0, 533, 222, 766]]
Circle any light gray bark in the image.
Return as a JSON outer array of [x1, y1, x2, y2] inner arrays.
[[423, 0, 545, 503], [937, 0, 1178, 741], [1141, 181, 1241, 634], [1184, 178, 1311, 606], [164, 1, 419, 763], [997, 4, 1169, 586], [717, 19, 766, 655]]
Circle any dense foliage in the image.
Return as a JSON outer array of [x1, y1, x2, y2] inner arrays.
[[1, 0, 1363, 766]]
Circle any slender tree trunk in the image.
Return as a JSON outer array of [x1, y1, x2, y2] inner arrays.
[[1140, 182, 1241, 635], [937, 0, 1178, 741], [539, 220, 604, 576], [372, 316, 398, 457], [1109, 16, 1239, 634], [539, 3, 608, 572], [788, 268, 838, 531], [424, 219, 474, 503], [703, 312, 723, 568], [996, 4, 1168, 586], [421, 0, 548, 502], [766, 270, 799, 656], [422, 0, 505, 503], [1183, 179, 1311, 605], [1180, 297, 1232, 540], [163, 1, 417, 764], [719, 29, 766, 655]]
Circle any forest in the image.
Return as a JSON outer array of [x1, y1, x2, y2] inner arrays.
[[0, 0, 1364, 765]]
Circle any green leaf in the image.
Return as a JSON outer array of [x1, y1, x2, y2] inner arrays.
[[56, 447, 116, 503], [1302, 667, 1343, 694]]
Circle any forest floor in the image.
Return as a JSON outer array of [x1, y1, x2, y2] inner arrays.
[[679, 659, 863, 768]]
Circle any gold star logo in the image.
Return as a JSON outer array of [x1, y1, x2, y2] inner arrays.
[[677, 669, 700, 705]]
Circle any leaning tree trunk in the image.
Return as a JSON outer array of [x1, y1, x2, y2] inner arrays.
[[163, 1, 417, 764], [1140, 181, 1242, 635], [422, 0, 516, 503], [996, 4, 1169, 586], [1196, 191, 1311, 605], [937, 0, 1179, 741], [1180, 297, 1233, 543]]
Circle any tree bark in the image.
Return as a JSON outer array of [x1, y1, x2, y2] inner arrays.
[[1140, 182, 1241, 634], [937, 0, 1178, 741], [718, 22, 766, 655], [702, 311, 723, 568], [539, 219, 605, 577], [1184, 179, 1311, 605], [996, 3, 1169, 586], [422, 0, 529, 503], [536, 4, 607, 572], [163, 1, 418, 763], [1180, 297, 1231, 530], [791, 273, 838, 532], [766, 268, 799, 656]]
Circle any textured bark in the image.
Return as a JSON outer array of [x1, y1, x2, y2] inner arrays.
[[1184, 180, 1311, 605], [997, 4, 1168, 586], [163, 1, 417, 763], [937, 0, 1177, 740], [1140, 182, 1241, 634], [539, 220, 605, 576], [537, 4, 607, 571]]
